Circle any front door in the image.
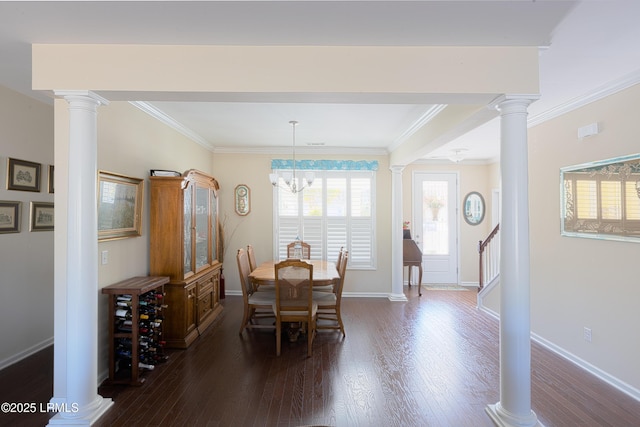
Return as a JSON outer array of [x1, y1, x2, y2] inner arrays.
[[412, 172, 459, 284]]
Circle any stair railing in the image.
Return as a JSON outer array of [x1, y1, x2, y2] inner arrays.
[[478, 223, 500, 291]]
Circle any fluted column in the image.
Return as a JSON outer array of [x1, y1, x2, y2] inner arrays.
[[486, 96, 541, 427], [48, 91, 113, 426], [389, 165, 408, 301]]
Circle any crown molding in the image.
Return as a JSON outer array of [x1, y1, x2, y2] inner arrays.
[[132, 100, 390, 156], [387, 104, 447, 152], [412, 158, 493, 166], [528, 69, 640, 127], [212, 145, 388, 156], [129, 101, 214, 150]]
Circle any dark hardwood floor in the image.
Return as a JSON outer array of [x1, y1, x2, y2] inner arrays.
[[2, 286, 639, 426]]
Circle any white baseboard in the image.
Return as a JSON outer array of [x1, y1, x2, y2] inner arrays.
[[0, 337, 53, 371], [531, 333, 640, 402], [477, 286, 640, 403]]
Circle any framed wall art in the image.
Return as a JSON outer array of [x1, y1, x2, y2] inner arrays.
[[0, 201, 21, 233], [48, 165, 54, 194], [234, 184, 250, 216], [98, 170, 144, 241], [6, 158, 41, 192], [30, 201, 54, 231], [561, 153, 640, 243]]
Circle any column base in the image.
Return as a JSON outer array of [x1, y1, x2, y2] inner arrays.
[[388, 293, 408, 302], [47, 396, 113, 426], [486, 402, 543, 427]]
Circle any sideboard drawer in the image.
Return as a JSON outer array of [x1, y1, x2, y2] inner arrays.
[[197, 288, 214, 324]]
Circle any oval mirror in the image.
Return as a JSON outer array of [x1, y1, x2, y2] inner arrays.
[[463, 191, 485, 225]]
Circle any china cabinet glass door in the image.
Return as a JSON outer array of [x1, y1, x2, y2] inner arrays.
[[195, 185, 210, 271], [183, 183, 193, 276]]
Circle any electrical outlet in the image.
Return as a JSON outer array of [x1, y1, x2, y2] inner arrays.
[[583, 327, 592, 343], [101, 250, 109, 265]]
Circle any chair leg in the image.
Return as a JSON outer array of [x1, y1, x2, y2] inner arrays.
[[336, 307, 345, 337], [307, 319, 315, 357], [239, 306, 250, 335]]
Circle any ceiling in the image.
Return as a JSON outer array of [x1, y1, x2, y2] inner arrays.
[[1, 1, 639, 163]]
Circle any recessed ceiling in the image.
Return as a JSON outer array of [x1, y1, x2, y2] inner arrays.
[[1, 1, 639, 162], [148, 101, 438, 151]]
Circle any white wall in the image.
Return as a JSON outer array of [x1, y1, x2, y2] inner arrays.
[[528, 83, 640, 393], [0, 85, 54, 367]]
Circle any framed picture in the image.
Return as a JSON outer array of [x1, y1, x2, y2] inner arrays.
[[234, 184, 250, 216], [98, 170, 144, 241], [30, 202, 54, 231], [6, 158, 41, 192], [0, 201, 21, 233], [561, 153, 640, 243], [48, 165, 54, 194]]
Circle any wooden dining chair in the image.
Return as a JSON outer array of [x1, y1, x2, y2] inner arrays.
[[286, 240, 311, 259], [273, 259, 317, 357], [313, 246, 343, 293], [247, 244, 276, 291], [237, 248, 276, 335], [314, 251, 348, 337], [336, 246, 344, 274], [247, 244, 257, 271]]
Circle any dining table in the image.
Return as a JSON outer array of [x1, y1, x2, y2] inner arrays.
[[249, 259, 339, 289], [249, 259, 340, 342]]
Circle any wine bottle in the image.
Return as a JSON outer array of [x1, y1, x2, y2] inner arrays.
[[115, 309, 131, 319]]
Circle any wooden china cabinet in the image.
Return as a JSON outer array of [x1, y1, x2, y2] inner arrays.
[[149, 169, 223, 348]]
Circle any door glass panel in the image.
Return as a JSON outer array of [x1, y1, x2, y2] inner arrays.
[[195, 185, 209, 270], [421, 180, 449, 255], [183, 183, 193, 275]]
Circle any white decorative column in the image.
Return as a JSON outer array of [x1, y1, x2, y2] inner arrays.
[[48, 91, 113, 426], [389, 165, 408, 301], [486, 96, 541, 427]]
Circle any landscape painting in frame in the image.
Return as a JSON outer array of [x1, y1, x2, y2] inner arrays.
[[561, 153, 640, 243], [98, 171, 144, 241], [0, 201, 21, 233]]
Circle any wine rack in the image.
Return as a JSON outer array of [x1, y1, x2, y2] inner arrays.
[[102, 276, 170, 386]]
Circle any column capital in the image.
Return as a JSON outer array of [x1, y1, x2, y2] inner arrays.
[[489, 94, 540, 114], [54, 90, 109, 107], [389, 165, 405, 174]]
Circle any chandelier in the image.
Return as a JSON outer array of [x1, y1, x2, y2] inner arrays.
[[269, 120, 314, 193]]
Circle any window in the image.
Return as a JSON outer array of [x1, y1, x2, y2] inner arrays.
[[561, 154, 640, 242], [273, 169, 376, 269]]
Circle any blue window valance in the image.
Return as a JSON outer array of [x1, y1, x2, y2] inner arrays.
[[271, 159, 378, 171]]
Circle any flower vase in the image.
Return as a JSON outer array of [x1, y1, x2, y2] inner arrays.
[[431, 207, 440, 221]]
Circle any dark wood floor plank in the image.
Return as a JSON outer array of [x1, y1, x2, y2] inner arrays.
[[2, 286, 640, 426]]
